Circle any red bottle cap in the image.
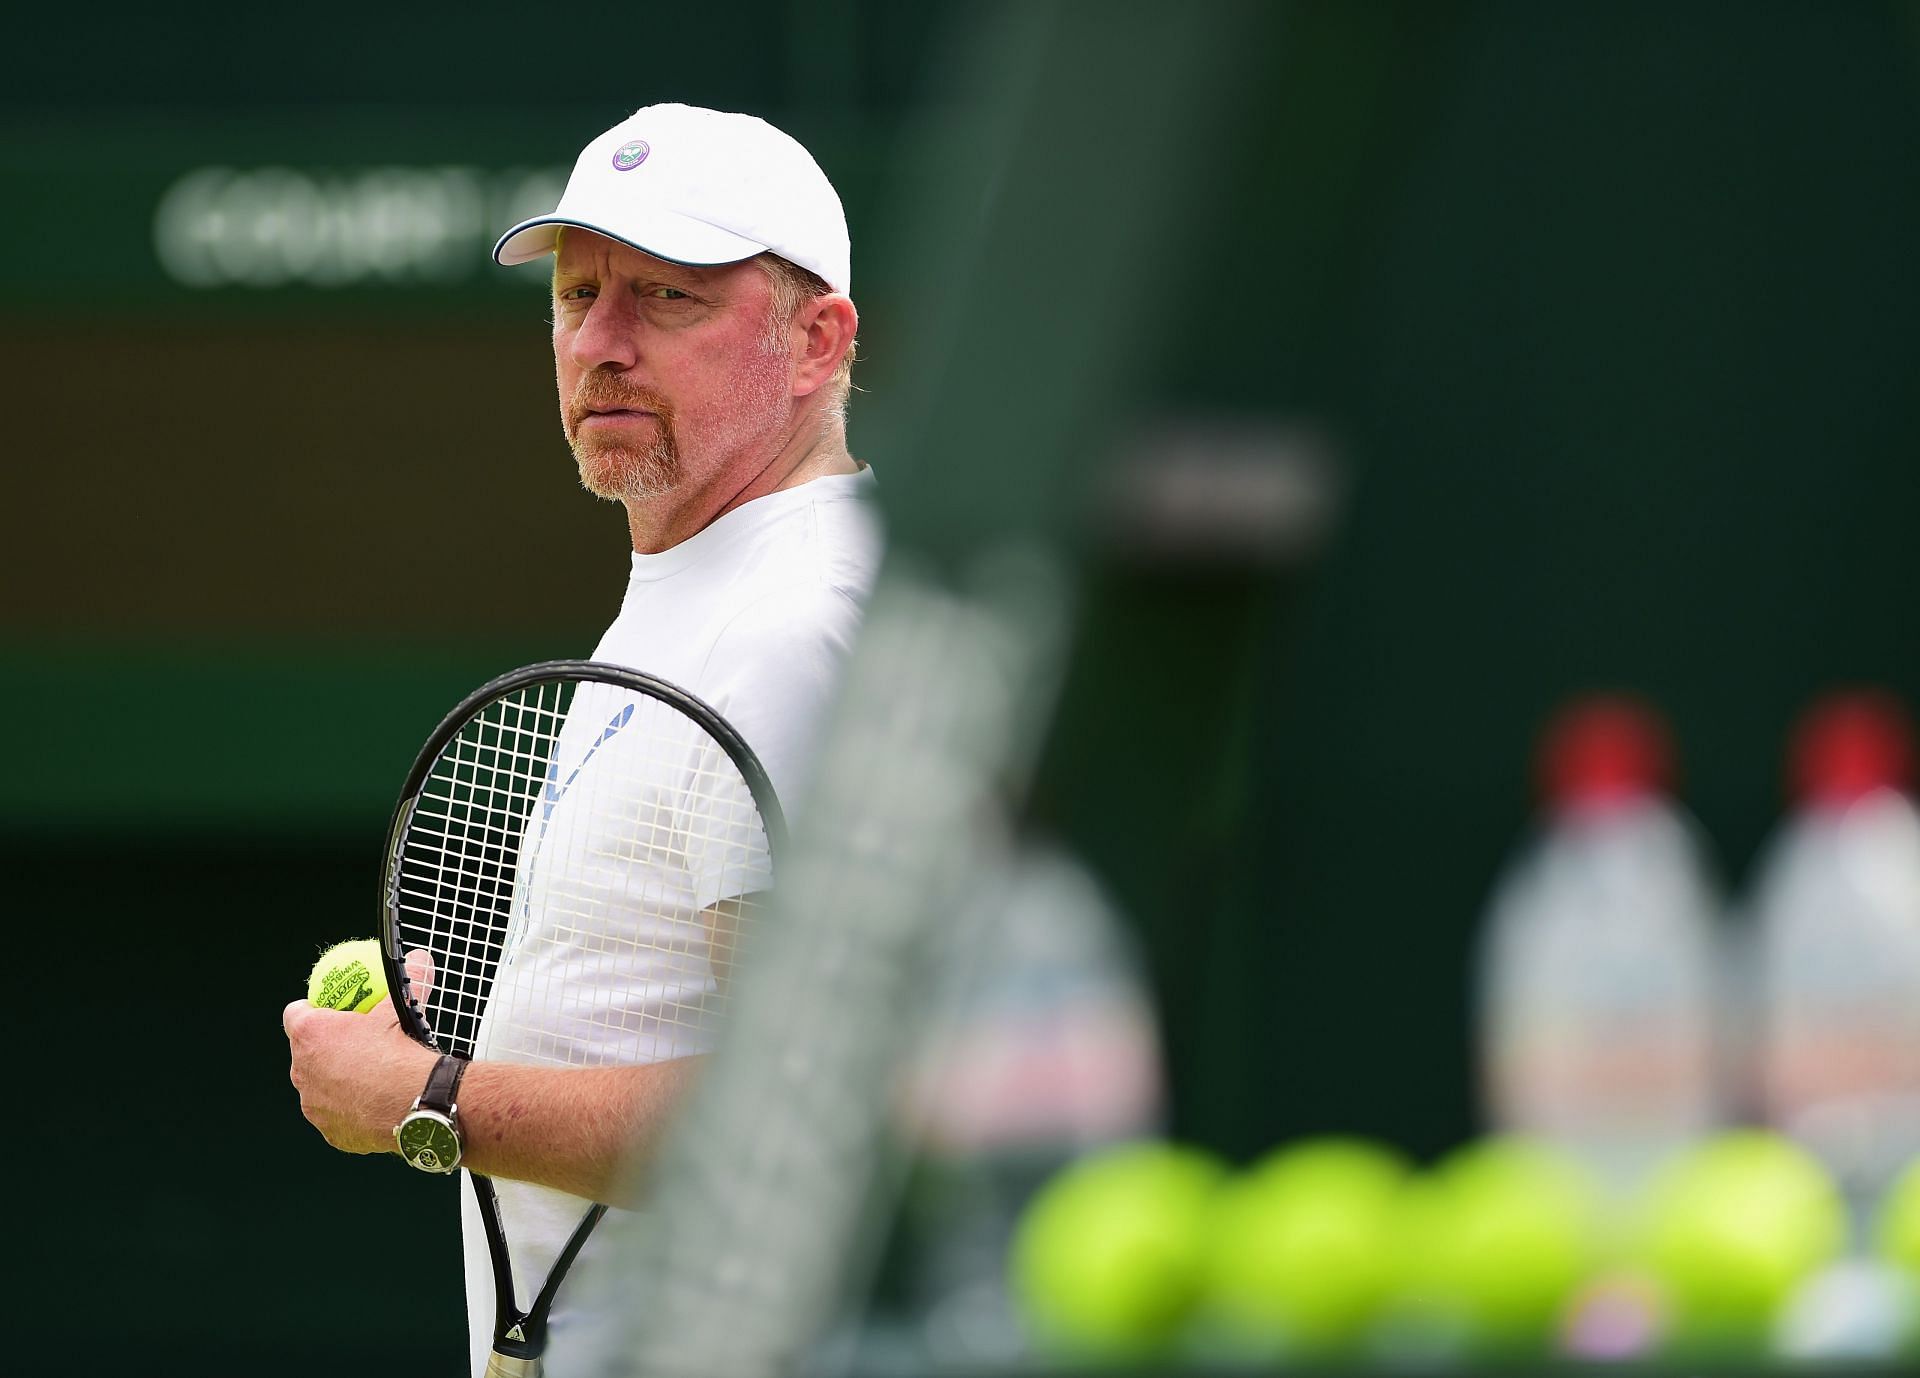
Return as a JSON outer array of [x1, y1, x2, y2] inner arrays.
[[1788, 690, 1914, 806], [1538, 695, 1674, 808]]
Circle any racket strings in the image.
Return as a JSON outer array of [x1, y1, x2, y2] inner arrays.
[[392, 677, 772, 1070], [396, 682, 562, 1056]]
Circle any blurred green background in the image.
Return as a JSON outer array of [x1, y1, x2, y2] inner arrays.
[[4, 1, 1916, 1370]]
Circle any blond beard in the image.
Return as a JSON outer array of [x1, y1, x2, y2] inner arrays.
[[563, 373, 681, 504], [573, 427, 679, 504]]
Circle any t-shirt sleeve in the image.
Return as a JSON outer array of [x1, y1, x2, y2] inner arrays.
[[695, 581, 865, 826]]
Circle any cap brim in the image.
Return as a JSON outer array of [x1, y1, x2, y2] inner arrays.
[[492, 210, 771, 269]]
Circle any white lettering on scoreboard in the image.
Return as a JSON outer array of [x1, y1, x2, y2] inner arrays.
[[153, 166, 566, 289]]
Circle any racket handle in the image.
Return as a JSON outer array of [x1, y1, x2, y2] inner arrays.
[[484, 1352, 540, 1377]]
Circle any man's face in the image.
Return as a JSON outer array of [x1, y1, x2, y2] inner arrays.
[[551, 231, 793, 510]]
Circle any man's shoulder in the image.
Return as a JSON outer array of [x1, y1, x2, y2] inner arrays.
[[690, 581, 865, 812], [697, 478, 881, 703], [701, 578, 867, 685], [727, 468, 883, 600]]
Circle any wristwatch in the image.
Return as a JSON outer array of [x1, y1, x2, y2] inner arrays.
[[395, 1054, 468, 1173]]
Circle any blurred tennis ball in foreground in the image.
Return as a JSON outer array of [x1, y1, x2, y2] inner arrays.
[[1394, 1137, 1602, 1354], [1011, 1141, 1225, 1360], [1203, 1137, 1410, 1355], [1636, 1130, 1844, 1351], [307, 938, 388, 1013], [1880, 1157, 1920, 1277]]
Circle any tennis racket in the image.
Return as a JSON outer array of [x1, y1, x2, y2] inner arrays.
[[377, 660, 785, 1377]]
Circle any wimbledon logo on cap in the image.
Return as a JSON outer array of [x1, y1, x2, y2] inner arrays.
[[611, 139, 651, 171]]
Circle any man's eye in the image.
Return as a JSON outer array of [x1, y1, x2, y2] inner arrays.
[[557, 286, 595, 304], [650, 287, 690, 300]]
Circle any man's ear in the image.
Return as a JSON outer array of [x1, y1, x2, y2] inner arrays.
[[790, 295, 858, 398]]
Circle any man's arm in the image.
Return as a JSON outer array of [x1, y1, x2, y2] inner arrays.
[[282, 998, 700, 1204]]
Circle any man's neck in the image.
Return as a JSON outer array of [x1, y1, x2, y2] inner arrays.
[[623, 422, 858, 554]]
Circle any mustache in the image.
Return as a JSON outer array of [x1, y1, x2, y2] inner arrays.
[[566, 373, 675, 432]]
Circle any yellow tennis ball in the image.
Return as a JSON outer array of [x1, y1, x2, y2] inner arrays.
[[1204, 1137, 1412, 1355], [307, 939, 388, 1013], [1635, 1130, 1845, 1352], [1011, 1142, 1227, 1360], [1880, 1157, 1920, 1278], [1395, 1137, 1604, 1354]]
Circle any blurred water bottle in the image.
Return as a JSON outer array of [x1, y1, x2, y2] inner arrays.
[[1476, 696, 1727, 1198], [890, 844, 1165, 1364], [1751, 690, 1920, 1223]]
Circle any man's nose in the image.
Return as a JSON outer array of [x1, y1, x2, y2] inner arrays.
[[569, 293, 640, 372]]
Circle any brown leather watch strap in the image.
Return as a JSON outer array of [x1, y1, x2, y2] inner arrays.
[[420, 1053, 469, 1114]]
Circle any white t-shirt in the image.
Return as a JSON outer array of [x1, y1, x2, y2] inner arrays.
[[461, 468, 882, 1377]]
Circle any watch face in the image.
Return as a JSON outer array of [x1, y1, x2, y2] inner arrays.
[[397, 1112, 461, 1172]]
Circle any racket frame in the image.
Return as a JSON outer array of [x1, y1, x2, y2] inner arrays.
[[377, 659, 786, 1370]]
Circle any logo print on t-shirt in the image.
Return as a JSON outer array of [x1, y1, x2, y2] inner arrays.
[[501, 702, 637, 964]]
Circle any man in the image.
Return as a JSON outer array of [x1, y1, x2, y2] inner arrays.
[[282, 103, 881, 1374]]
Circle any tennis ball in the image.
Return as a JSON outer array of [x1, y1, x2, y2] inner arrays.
[[307, 938, 388, 1013], [1634, 1130, 1845, 1353], [1879, 1157, 1920, 1277], [1393, 1137, 1603, 1355], [1203, 1137, 1410, 1355], [1011, 1141, 1226, 1360]]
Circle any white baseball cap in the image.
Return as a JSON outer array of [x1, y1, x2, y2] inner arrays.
[[493, 103, 851, 295]]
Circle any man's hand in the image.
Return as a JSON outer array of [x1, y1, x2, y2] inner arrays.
[[283, 944, 699, 1200], [283, 994, 437, 1155]]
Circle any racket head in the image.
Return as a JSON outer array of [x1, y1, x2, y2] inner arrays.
[[378, 660, 786, 1065]]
